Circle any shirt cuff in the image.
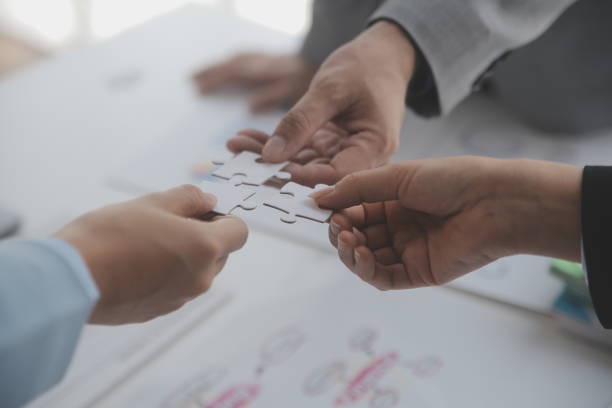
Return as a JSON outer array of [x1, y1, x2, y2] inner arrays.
[[368, 17, 440, 118], [42, 238, 99, 302]]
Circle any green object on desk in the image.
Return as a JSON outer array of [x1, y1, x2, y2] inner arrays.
[[551, 259, 584, 279], [549, 260, 591, 305]]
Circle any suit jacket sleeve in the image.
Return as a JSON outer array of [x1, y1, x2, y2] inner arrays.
[[0, 238, 99, 407], [369, 0, 577, 116], [581, 166, 612, 329], [300, 0, 385, 67]]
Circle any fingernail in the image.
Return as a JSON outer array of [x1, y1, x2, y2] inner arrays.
[[330, 221, 340, 234], [354, 249, 361, 263], [309, 186, 334, 199], [264, 135, 287, 158]]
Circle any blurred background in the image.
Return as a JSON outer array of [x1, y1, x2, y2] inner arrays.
[[0, 0, 312, 77]]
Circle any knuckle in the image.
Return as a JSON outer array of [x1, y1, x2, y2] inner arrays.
[[315, 75, 347, 106], [196, 235, 222, 257], [194, 277, 212, 295], [220, 216, 249, 248], [230, 215, 249, 235], [143, 191, 165, 206], [178, 184, 212, 211], [165, 302, 185, 315], [340, 172, 358, 188], [383, 136, 400, 156], [281, 107, 312, 136], [429, 274, 446, 287], [373, 282, 390, 292], [338, 172, 366, 200], [237, 223, 250, 247], [177, 184, 207, 201]]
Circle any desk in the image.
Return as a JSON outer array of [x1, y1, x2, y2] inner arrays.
[[1, 5, 610, 408]]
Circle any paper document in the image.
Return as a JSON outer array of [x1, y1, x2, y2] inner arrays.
[[26, 289, 232, 408], [94, 275, 612, 407]]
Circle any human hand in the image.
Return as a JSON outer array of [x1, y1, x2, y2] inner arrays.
[[194, 53, 315, 113], [55, 185, 248, 324], [312, 157, 581, 290], [228, 21, 416, 186]]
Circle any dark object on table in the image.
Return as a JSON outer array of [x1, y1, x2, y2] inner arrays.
[[0, 207, 20, 239]]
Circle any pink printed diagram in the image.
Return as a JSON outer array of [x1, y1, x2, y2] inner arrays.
[[160, 326, 442, 407], [302, 328, 443, 408]]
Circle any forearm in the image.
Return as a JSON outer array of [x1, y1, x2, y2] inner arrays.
[[370, 0, 577, 115], [0, 238, 98, 407], [495, 159, 581, 261], [356, 21, 416, 85]]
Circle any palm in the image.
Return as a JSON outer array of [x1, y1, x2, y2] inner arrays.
[[227, 123, 357, 186]]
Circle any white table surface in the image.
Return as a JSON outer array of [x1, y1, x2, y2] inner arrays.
[[2, 4, 611, 408]]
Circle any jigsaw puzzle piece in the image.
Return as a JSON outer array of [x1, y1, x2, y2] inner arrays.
[[200, 180, 258, 215], [263, 182, 331, 224], [212, 151, 290, 186]]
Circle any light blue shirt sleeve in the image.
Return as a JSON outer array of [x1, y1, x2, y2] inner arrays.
[[0, 238, 99, 408]]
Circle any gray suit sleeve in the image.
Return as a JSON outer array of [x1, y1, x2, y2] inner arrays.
[[300, 0, 384, 67], [370, 0, 577, 115]]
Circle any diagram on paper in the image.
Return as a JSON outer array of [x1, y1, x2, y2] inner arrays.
[[159, 326, 443, 408]]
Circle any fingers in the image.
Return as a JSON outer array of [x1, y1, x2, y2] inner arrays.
[[262, 88, 339, 163], [283, 162, 342, 187], [226, 129, 269, 154], [249, 82, 294, 113], [329, 209, 363, 246], [292, 148, 319, 165], [329, 211, 391, 252], [194, 54, 266, 92], [200, 215, 249, 255], [149, 185, 217, 217], [337, 230, 358, 269], [194, 60, 237, 93], [312, 164, 408, 209], [310, 126, 346, 156], [337, 230, 402, 291], [227, 136, 264, 155]]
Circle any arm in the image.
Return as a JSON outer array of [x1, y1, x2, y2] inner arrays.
[[311, 158, 612, 328], [0, 185, 249, 407], [194, 0, 383, 113], [370, 0, 577, 115], [0, 238, 98, 408]]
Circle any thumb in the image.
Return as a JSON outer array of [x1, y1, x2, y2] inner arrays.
[[148, 184, 217, 217], [311, 164, 409, 209], [262, 88, 338, 163]]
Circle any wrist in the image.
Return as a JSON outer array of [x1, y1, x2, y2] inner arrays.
[[496, 159, 582, 261], [364, 21, 416, 84]]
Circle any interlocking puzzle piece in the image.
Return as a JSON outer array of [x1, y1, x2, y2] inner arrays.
[[263, 182, 331, 224], [200, 180, 258, 215], [212, 151, 291, 186]]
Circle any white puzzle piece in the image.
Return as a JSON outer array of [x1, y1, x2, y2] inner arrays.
[[263, 182, 332, 224], [212, 151, 291, 186], [200, 180, 258, 215]]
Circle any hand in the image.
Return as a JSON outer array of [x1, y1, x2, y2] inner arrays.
[[228, 21, 416, 186], [55, 185, 248, 324], [194, 53, 315, 113], [311, 157, 581, 290]]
